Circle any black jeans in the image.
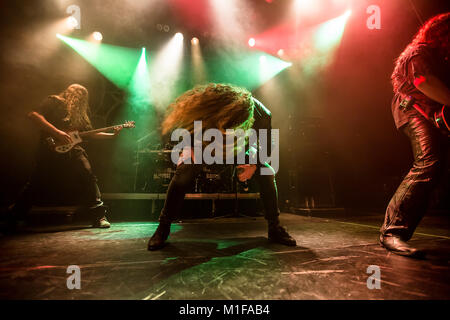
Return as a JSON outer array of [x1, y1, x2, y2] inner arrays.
[[380, 115, 448, 240], [11, 148, 104, 219], [158, 163, 280, 225]]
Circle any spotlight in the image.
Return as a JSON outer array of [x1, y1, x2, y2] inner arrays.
[[277, 49, 284, 57], [175, 32, 184, 41], [294, 0, 317, 14], [92, 31, 103, 41], [191, 37, 199, 45], [259, 55, 267, 63], [66, 16, 79, 29], [248, 38, 255, 47]]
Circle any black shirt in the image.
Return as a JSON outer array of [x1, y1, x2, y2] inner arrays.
[[34, 95, 88, 154], [392, 45, 450, 129], [35, 95, 72, 131]]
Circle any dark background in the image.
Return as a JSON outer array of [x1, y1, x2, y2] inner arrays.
[[0, 0, 449, 213]]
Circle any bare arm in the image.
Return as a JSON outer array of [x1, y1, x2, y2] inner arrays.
[[414, 74, 450, 106], [90, 132, 116, 140], [87, 127, 122, 140], [28, 111, 72, 144]]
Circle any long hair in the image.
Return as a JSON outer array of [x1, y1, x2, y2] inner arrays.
[[162, 83, 255, 136], [59, 84, 93, 130], [392, 12, 450, 93]]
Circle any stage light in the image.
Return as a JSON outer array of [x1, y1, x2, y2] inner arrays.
[[93, 31, 103, 41], [293, 0, 318, 15], [191, 37, 206, 84], [175, 32, 184, 41], [313, 10, 351, 52], [66, 16, 79, 29], [150, 32, 185, 109], [56, 34, 141, 89], [209, 50, 291, 90], [258, 53, 291, 86], [344, 9, 352, 19], [277, 49, 284, 57], [191, 37, 199, 45], [128, 47, 151, 113], [248, 38, 256, 47], [210, 0, 252, 45]]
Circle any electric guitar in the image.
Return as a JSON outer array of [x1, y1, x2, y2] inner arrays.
[[46, 120, 135, 153]]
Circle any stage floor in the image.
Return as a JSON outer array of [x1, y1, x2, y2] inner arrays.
[[0, 212, 449, 300]]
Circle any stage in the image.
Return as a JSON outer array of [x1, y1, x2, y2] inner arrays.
[[1, 211, 449, 300]]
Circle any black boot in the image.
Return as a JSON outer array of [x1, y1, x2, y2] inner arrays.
[[148, 223, 171, 251], [268, 224, 296, 246], [379, 234, 424, 258]]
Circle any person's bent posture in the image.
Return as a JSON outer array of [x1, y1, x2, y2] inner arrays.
[[148, 83, 296, 250]]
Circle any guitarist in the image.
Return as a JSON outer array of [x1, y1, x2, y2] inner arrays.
[[7, 84, 122, 230], [380, 13, 450, 257]]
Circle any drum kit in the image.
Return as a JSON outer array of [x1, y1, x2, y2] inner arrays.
[[133, 143, 235, 193]]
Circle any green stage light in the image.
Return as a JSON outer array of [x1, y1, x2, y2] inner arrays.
[[209, 50, 292, 90], [313, 10, 351, 52], [56, 33, 140, 89], [127, 47, 151, 112]]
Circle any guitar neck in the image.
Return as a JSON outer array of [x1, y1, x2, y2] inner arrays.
[[79, 125, 121, 136]]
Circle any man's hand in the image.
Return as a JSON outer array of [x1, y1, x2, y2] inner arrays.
[[113, 126, 123, 136], [54, 129, 72, 144], [237, 164, 257, 182]]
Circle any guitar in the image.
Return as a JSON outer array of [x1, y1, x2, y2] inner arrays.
[[46, 120, 135, 153], [400, 97, 450, 136]]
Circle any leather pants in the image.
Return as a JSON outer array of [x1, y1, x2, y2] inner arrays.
[[380, 115, 448, 240], [158, 163, 280, 225], [10, 149, 105, 219]]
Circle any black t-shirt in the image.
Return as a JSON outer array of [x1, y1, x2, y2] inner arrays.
[[35, 95, 72, 131], [34, 95, 88, 154], [391, 44, 450, 129]]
